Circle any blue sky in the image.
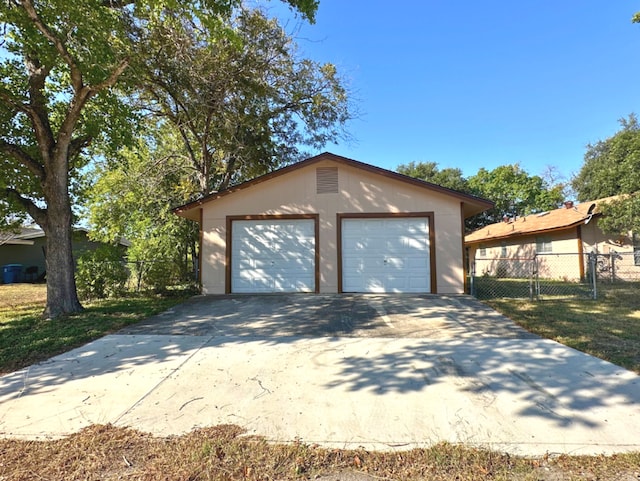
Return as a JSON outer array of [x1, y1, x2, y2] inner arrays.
[[272, 1, 640, 183]]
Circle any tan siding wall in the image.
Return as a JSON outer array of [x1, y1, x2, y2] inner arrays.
[[469, 217, 640, 283], [470, 228, 584, 280], [201, 159, 465, 294], [581, 219, 634, 254]]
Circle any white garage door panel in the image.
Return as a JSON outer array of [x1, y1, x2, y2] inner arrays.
[[342, 218, 430, 293], [232, 219, 315, 293]]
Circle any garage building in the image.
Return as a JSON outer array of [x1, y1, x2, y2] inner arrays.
[[174, 152, 492, 295]]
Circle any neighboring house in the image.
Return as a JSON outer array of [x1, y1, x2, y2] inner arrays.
[[174, 152, 493, 295], [465, 197, 640, 281], [0, 227, 130, 283]]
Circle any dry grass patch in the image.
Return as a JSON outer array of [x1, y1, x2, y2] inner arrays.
[[1, 424, 639, 481], [0, 283, 47, 309]]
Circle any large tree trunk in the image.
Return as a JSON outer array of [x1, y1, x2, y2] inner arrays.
[[43, 216, 83, 319], [41, 153, 83, 319]]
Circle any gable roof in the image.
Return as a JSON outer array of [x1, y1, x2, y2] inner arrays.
[[174, 152, 494, 221], [464, 197, 618, 245]]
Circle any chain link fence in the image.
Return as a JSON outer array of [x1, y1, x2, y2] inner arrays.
[[469, 252, 640, 300]]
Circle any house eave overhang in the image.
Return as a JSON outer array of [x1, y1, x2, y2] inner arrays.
[[3, 239, 35, 245], [464, 218, 594, 245]]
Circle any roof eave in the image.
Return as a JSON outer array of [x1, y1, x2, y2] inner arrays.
[[465, 218, 592, 245], [173, 152, 495, 218], [4, 239, 35, 245]]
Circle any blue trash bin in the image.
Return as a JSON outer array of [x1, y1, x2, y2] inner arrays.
[[2, 264, 22, 284]]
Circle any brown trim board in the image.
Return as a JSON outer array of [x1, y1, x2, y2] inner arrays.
[[461, 202, 468, 294], [225, 214, 320, 294], [336, 212, 437, 294], [198, 208, 203, 287]]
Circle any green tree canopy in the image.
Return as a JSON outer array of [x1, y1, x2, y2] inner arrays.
[[397, 161, 565, 231], [85, 122, 199, 291], [468, 164, 565, 227], [0, 0, 318, 318], [572, 114, 640, 235], [139, 7, 352, 195], [396, 161, 469, 193], [84, 6, 353, 293]]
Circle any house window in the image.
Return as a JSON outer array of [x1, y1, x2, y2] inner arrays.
[[634, 233, 640, 266], [536, 237, 552, 253], [501, 242, 507, 257], [479, 245, 486, 257]]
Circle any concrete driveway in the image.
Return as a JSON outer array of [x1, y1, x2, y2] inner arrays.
[[1, 294, 639, 456]]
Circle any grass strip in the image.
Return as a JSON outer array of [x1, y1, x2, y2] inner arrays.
[[0, 285, 190, 374], [1, 424, 639, 481]]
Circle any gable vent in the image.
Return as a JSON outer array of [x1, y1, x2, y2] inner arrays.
[[316, 167, 339, 194]]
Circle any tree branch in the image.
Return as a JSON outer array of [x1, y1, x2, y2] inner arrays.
[[4, 187, 48, 228], [0, 92, 55, 166], [68, 135, 92, 163], [0, 140, 45, 180], [101, 0, 134, 7], [20, 0, 84, 92], [88, 60, 130, 93], [24, 55, 56, 160]]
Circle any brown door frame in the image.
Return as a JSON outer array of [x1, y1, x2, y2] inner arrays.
[[336, 212, 437, 293], [225, 214, 320, 294]]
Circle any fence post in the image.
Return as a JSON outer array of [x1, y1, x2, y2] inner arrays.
[[470, 262, 476, 296], [610, 251, 616, 283], [533, 252, 540, 301], [590, 253, 597, 300], [529, 257, 534, 301]]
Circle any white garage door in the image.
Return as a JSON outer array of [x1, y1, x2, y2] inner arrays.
[[341, 217, 430, 293], [231, 219, 316, 293]]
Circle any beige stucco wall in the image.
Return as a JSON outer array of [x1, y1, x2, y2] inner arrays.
[[581, 218, 634, 254], [581, 219, 640, 280], [469, 228, 584, 280], [468, 219, 640, 282], [200, 159, 466, 294]]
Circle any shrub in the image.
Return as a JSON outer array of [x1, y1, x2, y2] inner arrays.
[[139, 259, 174, 293], [76, 245, 129, 299]]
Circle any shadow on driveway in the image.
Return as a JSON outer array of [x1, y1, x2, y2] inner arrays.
[[1, 294, 639, 454]]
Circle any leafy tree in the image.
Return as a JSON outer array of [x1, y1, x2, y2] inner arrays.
[[468, 164, 564, 229], [85, 124, 200, 292], [397, 161, 564, 231], [396, 161, 469, 193], [572, 114, 640, 235], [85, 7, 352, 293], [140, 8, 352, 195], [0, 0, 318, 318]]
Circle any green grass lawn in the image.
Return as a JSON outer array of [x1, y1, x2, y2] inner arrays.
[[485, 285, 640, 374], [0, 284, 190, 374]]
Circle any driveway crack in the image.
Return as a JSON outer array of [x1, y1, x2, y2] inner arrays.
[[250, 376, 272, 399], [113, 335, 215, 424]]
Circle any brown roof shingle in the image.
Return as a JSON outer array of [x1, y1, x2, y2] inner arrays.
[[464, 197, 619, 244]]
